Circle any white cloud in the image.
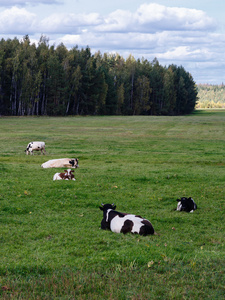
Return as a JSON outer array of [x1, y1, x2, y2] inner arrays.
[[0, 0, 60, 7], [40, 12, 102, 34], [0, 3, 218, 36], [156, 46, 213, 61], [0, 6, 37, 34], [95, 3, 216, 33]]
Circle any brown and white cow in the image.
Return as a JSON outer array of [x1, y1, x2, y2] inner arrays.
[[53, 169, 75, 181], [99, 204, 154, 236]]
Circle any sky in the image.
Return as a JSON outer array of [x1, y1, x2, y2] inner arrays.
[[0, 0, 225, 84]]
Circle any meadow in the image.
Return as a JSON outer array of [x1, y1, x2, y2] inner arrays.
[[0, 110, 224, 299]]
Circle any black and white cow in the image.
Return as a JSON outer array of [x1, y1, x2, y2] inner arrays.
[[99, 204, 154, 236], [176, 197, 197, 213], [25, 141, 46, 155]]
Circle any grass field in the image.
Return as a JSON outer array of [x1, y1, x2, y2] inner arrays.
[[0, 110, 224, 299]]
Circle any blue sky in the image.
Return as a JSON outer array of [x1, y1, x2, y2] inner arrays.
[[0, 0, 225, 84]]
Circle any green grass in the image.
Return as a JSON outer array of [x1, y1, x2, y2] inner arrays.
[[0, 111, 225, 299]]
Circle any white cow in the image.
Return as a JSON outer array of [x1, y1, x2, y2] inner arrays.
[[25, 141, 46, 155], [53, 169, 75, 181], [41, 158, 79, 169]]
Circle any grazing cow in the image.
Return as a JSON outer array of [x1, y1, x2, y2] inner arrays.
[[25, 141, 46, 155], [53, 169, 75, 181], [176, 197, 197, 213], [99, 204, 154, 236], [41, 158, 79, 169]]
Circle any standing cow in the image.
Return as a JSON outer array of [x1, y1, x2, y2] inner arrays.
[[99, 204, 154, 236], [25, 141, 46, 155]]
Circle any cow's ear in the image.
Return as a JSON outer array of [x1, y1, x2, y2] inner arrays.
[[176, 199, 180, 202], [99, 206, 103, 210], [112, 205, 116, 210]]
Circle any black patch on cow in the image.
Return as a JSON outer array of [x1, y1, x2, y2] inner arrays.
[[69, 159, 75, 166], [117, 211, 127, 218], [139, 220, 155, 236], [101, 218, 110, 230], [121, 219, 134, 234], [68, 159, 79, 168]]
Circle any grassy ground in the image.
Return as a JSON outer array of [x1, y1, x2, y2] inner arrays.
[[0, 110, 224, 299]]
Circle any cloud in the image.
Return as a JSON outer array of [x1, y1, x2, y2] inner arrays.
[[40, 12, 102, 34], [95, 3, 217, 33], [0, 0, 60, 7], [156, 46, 214, 62], [137, 3, 216, 31], [0, 6, 37, 34], [0, 3, 217, 36]]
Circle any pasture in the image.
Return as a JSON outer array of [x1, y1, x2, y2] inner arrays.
[[0, 110, 224, 299]]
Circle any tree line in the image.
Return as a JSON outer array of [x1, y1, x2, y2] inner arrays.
[[0, 35, 198, 116], [196, 84, 225, 109]]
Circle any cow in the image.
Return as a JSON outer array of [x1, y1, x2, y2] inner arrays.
[[176, 197, 197, 213], [41, 158, 79, 169], [99, 204, 154, 236], [25, 141, 46, 155], [53, 169, 75, 181]]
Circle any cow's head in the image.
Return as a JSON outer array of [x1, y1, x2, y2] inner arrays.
[[25, 143, 31, 154], [67, 169, 74, 177], [99, 203, 116, 211], [99, 203, 116, 230], [69, 158, 79, 168]]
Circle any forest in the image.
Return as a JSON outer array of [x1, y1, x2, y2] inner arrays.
[[0, 35, 198, 116], [196, 84, 225, 108]]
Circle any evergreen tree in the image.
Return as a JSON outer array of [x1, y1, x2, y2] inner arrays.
[[0, 36, 198, 116], [163, 67, 176, 115]]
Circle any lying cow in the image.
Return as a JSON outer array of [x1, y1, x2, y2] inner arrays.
[[53, 169, 75, 181], [99, 204, 154, 236], [25, 141, 46, 155], [176, 197, 197, 213], [41, 158, 79, 169]]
